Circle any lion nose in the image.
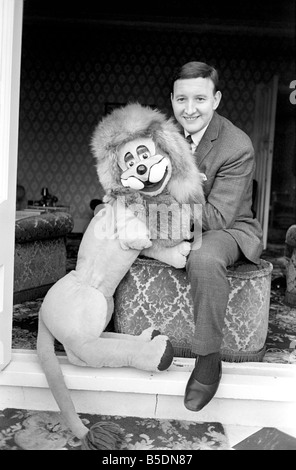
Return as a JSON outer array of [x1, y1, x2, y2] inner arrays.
[[136, 164, 147, 175]]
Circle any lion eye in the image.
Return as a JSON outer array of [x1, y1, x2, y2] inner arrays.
[[124, 152, 135, 168], [137, 145, 151, 160]]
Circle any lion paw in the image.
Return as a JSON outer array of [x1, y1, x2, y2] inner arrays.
[[168, 241, 191, 269], [139, 327, 162, 342], [130, 335, 174, 372]]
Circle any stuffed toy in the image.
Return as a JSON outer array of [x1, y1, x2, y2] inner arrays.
[[92, 103, 205, 268], [37, 102, 204, 451]]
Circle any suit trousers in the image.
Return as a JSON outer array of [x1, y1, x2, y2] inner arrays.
[[186, 229, 242, 356]]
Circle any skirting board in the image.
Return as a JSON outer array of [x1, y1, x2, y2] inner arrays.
[[0, 350, 295, 428]]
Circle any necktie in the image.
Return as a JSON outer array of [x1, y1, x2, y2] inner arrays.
[[186, 134, 195, 154]]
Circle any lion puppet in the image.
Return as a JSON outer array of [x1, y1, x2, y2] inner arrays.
[[36, 102, 205, 450]]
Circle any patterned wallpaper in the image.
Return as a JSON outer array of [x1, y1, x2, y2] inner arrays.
[[17, 22, 295, 231]]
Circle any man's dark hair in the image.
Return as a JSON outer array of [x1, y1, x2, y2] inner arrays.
[[172, 61, 219, 94]]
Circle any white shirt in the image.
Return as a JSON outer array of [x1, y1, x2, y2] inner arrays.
[[185, 123, 210, 154]]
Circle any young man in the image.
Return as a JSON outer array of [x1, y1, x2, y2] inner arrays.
[[170, 61, 263, 411]]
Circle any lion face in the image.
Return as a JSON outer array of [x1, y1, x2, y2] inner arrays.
[[117, 137, 172, 196]]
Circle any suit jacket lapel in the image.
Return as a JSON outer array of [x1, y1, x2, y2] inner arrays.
[[194, 112, 220, 166]]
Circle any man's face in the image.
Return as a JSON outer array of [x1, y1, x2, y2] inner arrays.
[[171, 77, 222, 134]]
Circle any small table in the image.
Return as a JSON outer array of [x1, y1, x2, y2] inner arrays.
[[26, 205, 71, 213]]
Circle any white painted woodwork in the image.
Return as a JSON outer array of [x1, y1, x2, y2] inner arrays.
[[253, 75, 279, 249], [0, 0, 23, 370], [0, 351, 295, 428]]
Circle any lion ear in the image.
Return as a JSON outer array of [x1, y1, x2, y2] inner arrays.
[[93, 147, 122, 194]]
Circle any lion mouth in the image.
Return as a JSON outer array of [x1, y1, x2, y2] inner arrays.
[[140, 168, 169, 194]]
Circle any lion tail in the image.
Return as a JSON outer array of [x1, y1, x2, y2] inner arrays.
[[37, 312, 123, 450]]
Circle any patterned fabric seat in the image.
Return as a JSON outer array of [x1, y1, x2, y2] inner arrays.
[[114, 257, 273, 362], [14, 212, 74, 303]]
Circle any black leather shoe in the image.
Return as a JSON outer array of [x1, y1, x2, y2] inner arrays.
[[184, 361, 222, 412]]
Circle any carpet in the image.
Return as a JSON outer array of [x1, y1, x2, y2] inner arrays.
[[260, 245, 296, 364], [0, 409, 230, 450], [11, 245, 296, 364], [232, 427, 296, 451]]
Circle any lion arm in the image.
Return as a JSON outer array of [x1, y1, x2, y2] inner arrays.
[[113, 198, 152, 251]]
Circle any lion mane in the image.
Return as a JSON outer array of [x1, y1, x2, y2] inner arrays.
[[91, 102, 205, 206]]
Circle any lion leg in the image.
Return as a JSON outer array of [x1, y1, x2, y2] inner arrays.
[[66, 333, 173, 372], [100, 327, 161, 342]]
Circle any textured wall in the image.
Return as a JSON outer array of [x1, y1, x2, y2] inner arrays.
[[17, 22, 295, 231]]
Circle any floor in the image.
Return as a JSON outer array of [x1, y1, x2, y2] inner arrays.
[[1, 407, 296, 450], [225, 425, 296, 450]]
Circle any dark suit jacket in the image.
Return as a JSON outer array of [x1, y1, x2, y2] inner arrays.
[[194, 112, 263, 263]]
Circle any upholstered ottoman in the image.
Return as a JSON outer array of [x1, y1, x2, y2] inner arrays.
[[284, 225, 296, 307], [14, 211, 74, 303], [114, 257, 273, 362]]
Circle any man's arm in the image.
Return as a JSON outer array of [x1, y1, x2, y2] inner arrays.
[[202, 145, 255, 231]]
